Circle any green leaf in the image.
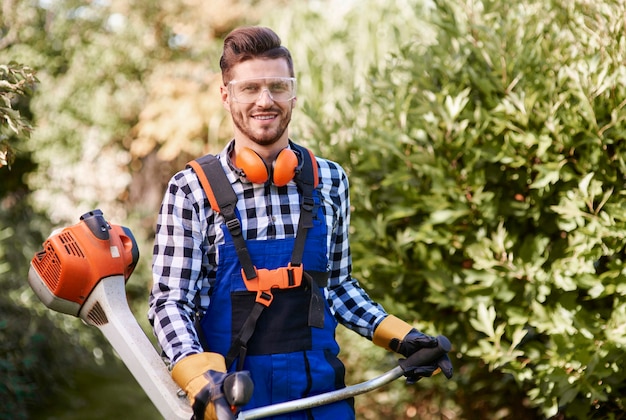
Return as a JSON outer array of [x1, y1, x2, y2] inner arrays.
[[471, 303, 497, 338]]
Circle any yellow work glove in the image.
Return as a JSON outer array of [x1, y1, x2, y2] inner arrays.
[[373, 315, 453, 382], [172, 352, 232, 420]]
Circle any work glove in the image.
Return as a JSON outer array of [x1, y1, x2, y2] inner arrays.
[[373, 315, 453, 383], [172, 352, 244, 420]]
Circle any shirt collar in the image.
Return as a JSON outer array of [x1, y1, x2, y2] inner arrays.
[[218, 140, 249, 184]]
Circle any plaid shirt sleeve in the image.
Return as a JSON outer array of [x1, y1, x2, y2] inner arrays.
[[316, 158, 388, 339], [148, 168, 213, 365]]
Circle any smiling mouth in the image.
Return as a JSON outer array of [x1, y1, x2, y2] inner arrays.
[[253, 115, 277, 121]]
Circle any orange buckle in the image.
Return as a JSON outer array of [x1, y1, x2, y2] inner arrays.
[[241, 263, 304, 307]]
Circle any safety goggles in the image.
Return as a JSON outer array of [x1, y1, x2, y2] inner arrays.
[[227, 77, 297, 104]]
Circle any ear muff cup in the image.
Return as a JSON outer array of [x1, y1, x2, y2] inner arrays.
[[235, 147, 299, 186], [272, 149, 298, 186], [236, 148, 269, 184]]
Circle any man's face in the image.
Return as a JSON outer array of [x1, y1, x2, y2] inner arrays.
[[221, 58, 295, 148]]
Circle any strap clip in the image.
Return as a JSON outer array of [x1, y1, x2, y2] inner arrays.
[[302, 196, 315, 212], [241, 263, 304, 307], [225, 217, 242, 236]]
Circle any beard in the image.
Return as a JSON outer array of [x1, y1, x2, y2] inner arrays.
[[230, 105, 293, 146]]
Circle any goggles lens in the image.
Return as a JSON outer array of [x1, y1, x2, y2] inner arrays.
[[228, 77, 297, 104]]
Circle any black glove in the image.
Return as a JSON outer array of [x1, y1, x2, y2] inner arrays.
[[191, 370, 233, 420], [393, 329, 454, 383], [389, 328, 439, 357], [401, 352, 454, 384], [191, 370, 255, 420], [373, 317, 454, 383]]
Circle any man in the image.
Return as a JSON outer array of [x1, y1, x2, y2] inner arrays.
[[149, 26, 452, 420]]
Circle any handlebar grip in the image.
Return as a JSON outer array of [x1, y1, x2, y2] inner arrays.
[[224, 371, 254, 408], [397, 335, 451, 374]]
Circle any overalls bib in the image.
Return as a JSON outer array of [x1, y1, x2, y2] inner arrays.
[[199, 194, 355, 419]]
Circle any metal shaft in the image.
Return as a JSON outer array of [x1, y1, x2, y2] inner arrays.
[[236, 366, 404, 419]]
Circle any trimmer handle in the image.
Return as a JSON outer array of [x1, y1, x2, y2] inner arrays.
[[398, 335, 452, 377], [215, 371, 255, 420], [224, 371, 254, 408]]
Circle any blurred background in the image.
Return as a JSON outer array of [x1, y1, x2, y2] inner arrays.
[[2, 0, 626, 419]]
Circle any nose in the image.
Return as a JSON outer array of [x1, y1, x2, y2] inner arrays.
[[256, 89, 274, 105]]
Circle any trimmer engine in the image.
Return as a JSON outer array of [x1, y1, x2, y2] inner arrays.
[[29, 209, 139, 316], [27, 209, 194, 419]]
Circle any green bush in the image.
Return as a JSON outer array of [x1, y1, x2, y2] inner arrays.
[[0, 202, 87, 420], [292, 0, 626, 418], [0, 58, 115, 420]]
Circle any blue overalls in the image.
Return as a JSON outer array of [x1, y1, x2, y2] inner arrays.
[[199, 190, 355, 419]]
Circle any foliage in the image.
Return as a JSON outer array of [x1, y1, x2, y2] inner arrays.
[[28, 362, 159, 420], [1, 4, 127, 417], [3, 0, 626, 418], [0, 62, 37, 168], [293, 0, 626, 418], [0, 199, 93, 420]]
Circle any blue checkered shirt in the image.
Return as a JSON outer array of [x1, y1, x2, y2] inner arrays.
[[148, 142, 388, 365]]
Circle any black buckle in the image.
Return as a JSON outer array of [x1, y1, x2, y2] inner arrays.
[[302, 196, 314, 212], [226, 217, 242, 236]]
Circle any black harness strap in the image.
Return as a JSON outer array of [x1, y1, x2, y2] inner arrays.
[[290, 145, 325, 330], [188, 155, 257, 281], [188, 144, 325, 370], [289, 144, 315, 267], [229, 303, 265, 371]]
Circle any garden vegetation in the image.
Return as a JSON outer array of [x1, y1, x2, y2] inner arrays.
[[1, 0, 625, 419]]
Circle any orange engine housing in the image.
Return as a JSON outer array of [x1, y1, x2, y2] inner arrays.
[[29, 209, 139, 316]]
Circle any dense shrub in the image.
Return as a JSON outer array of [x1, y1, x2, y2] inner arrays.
[[303, 0, 626, 418]]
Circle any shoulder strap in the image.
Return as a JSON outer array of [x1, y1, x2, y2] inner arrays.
[[187, 155, 257, 280], [292, 143, 318, 189], [187, 155, 234, 212], [289, 144, 317, 266]]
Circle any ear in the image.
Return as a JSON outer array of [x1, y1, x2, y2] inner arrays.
[[221, 85, 231, 112]]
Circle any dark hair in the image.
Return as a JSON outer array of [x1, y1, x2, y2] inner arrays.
[[219, 26, 294, 84]]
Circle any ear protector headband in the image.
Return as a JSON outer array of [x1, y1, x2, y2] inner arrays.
[[235, 147, 299, 186]]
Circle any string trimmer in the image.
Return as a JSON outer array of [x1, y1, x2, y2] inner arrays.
[[28, 210, 451, 420]]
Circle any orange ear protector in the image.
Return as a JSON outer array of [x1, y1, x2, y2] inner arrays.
[[235, 147, 299, 186]]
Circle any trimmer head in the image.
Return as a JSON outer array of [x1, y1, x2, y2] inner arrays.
[[28, 209, 139, 316]]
